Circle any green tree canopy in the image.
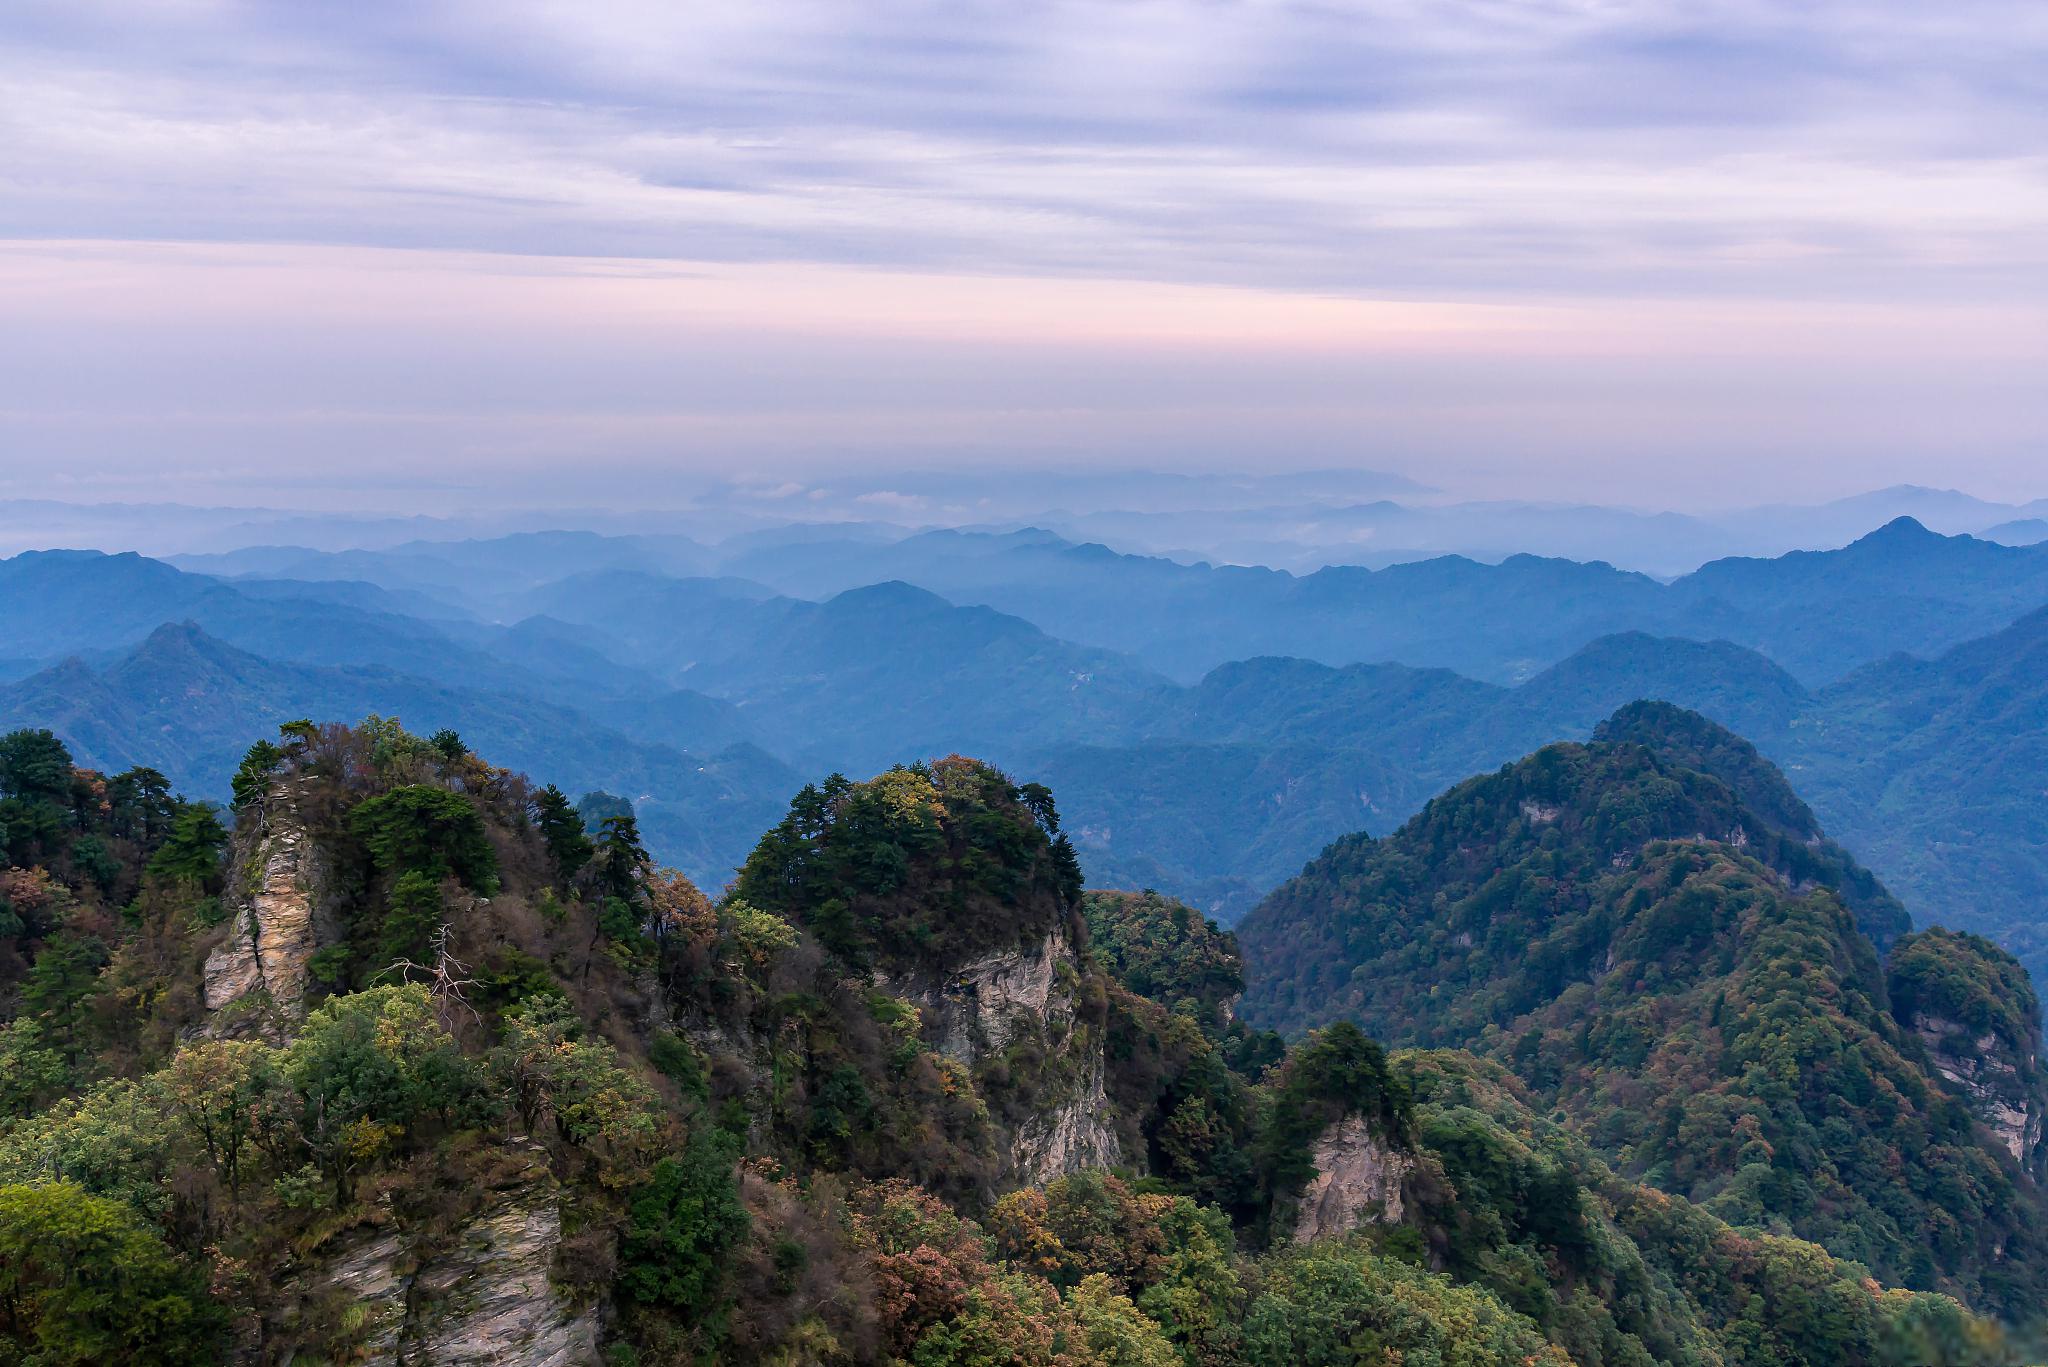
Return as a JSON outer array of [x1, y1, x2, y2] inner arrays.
[[0, 1181, 224, 1367], [345, 785, 498, 892], [0, 730, 72, 802]]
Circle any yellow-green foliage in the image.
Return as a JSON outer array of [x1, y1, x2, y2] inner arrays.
[[0, 1181, 225, 1366]]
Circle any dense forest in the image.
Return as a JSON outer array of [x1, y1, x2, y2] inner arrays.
[[1, 716, 2041, 1364], [1239, 704, 2048, 1326]]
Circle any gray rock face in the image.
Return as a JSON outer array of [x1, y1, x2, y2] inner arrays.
[[1914, 1013, 2044, 1167], [1012, 1053, 1120, 1185], [408, 1192, 599, 1367], [882, 927, 1069, 1066], [316, 1227, 409, 1360], [277, 1155, 598, 1366], [879, 926, 1120, 1182], [1292, 1113, 1412, 1244], [205, 794, 329, 1037]]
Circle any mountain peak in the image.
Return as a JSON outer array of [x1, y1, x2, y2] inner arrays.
[[138, 618, 222, 647], [1851, 515, 1943, 548], [124, 619, 262, 672], [1594, 699, 1819, 838], [8, 546, 114, 563], [823, 579, 954, 613]]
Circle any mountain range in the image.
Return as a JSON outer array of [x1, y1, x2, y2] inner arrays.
[[147, 513, 2048, 685], [3, 708, 2041, 1363], [16, 479, 2048, 575], [4, 516, 2048, 987]]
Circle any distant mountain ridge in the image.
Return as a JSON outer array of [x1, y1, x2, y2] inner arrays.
[[0, 621, 794, 887], [6, 520, 2048, 983], [147, 514, 2048, 686], [18, 477, 2048, 569]]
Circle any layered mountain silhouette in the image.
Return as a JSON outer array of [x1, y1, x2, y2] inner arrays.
[[6, 518, 2048, 983]]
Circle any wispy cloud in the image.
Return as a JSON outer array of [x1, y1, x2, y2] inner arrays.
[[0, 2, 2042, 506], [4, 1, 2044, 297]]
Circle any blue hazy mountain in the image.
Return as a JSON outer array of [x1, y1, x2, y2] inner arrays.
[[6, 522, 2048, 985], [569, 517, 2048, 686], [0, 621, 794, 888]]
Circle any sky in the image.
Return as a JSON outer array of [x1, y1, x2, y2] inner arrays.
[[1, 0, 2043, 511]]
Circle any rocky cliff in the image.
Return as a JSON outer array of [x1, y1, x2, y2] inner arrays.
[[1889, 928, 2048, 1176], [203, 785, 331, 1038], [1914, 1015, 2041, 1163], [1291, 1113, 1412, 1243], [880, 924, 1119, 1183], [274, 1147, 597, 1367]]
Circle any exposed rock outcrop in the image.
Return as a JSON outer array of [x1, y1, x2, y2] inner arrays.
[[879, 925, 1120, 1182], [1888, 927, 2048, 1176], [1012, 1054, 1120, 1185], [884, 926, 1070, 1066], [408, 1190, 598, 1366], [276, 1151, 598, 1366], [1293, 1113, 1413, 1244], [204, 791, 331, 1037], [1914, 1014, 2044, 1166], [310, 1225, 409, 1361]]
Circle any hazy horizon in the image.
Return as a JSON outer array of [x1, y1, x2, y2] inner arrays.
[[5, 470, 2048, 524]]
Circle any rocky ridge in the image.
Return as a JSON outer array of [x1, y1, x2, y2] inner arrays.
[[198, 787, 596, 1366]]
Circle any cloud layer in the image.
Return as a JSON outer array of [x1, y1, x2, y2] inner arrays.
[[1, 1, 2043, 505]]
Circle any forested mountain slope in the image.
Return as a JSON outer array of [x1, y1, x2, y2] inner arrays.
[[1033, 634, 1878, 926], [1238, 711, 2048, 1317], [1782, 604, 2048, 983], [0, 720, 2027, 1365]]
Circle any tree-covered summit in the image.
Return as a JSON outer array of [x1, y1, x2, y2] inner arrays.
[[732, 756, 1085, 970], [1240, 707, 1910, 1037], [1237, 713, 2048, 1319], [1593, 700, 1910, 947]]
